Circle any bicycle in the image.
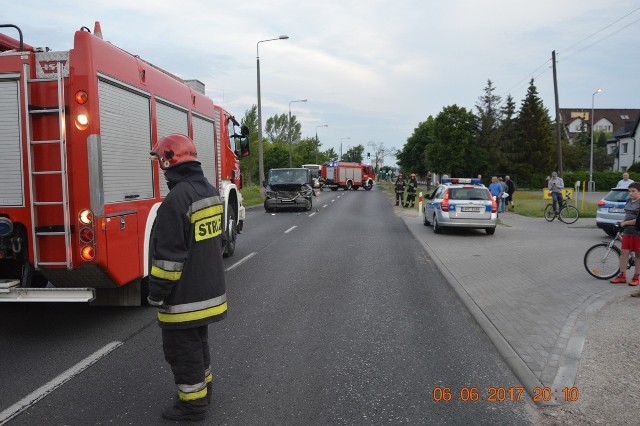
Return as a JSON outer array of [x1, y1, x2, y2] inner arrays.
[[584, 226, 636, 279], [544, 193, 579, 224]]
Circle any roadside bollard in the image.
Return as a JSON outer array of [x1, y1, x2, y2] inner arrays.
[[418, 192, 423, 216]]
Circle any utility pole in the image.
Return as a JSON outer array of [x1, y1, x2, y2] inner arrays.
[[552, 50, 563, 176]]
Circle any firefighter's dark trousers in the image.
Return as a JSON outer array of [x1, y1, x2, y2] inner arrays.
[[406, 192, 416, 206], [395, 191, 404, 205], [162, 325, 212, 406]]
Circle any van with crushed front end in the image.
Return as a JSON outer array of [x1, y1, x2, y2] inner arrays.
[[264, 168, 314, 212]]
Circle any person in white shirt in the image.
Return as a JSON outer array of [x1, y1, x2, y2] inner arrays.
[[616, 172, 634, 189]]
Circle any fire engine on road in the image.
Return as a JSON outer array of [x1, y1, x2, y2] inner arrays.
[[0, 23, 249, 305], [320, 161, 375, 191]]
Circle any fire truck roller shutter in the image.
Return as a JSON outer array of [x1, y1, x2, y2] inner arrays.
[[97, 78, 154, 203], [191, 114, 216, 188], [0, 77, 24, 206], [155, 100, 189, 198]]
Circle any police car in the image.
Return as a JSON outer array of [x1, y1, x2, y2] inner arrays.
[[596, 188, 628, 236], [423, 178, 497, 235]]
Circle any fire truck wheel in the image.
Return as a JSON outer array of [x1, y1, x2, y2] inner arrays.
[[364, 182, 373, 191], [223, 209, 237, 258], [346, 181, 353, 191]]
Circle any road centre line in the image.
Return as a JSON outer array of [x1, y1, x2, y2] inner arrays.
[[284, 226, 297, 234], [225, 252, 256, 272], [0, 341, 123, 425], [309, 212, 317, 217]]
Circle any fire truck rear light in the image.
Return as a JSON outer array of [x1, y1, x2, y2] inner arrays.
[[75, 90, 88, 105], [81, 246, 95, 261], [79, 227, 94, 243], [79, 209, 93, 225], [76, 113, 89, 128]]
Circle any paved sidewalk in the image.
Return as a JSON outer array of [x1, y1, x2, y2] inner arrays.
[[394, 201, 637, 412]]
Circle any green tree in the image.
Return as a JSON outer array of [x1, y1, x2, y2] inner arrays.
[[500, 94, 518, 172], [264, 141, 289, 171], [292, 137, 323, 166], [342, 144, 364, 163], [265, 113, 302, 144], [512, 79, 555, 177], [240, 105, 258, 185], [398, 116, 435, 175], [475, 79, 503, 176], [425, 105, 478, 176]]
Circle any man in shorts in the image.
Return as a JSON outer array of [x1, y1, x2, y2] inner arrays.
[[610, 181, 640, 286]]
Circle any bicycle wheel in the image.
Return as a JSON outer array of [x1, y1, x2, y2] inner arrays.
[[544, 204, 555, 222], [584, 243, 621, 279], [559, 205, 579, 224]]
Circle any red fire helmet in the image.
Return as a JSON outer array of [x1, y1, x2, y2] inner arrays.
[[150, 133, 198, 170]]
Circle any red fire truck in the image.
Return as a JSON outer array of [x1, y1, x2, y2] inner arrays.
[[320, 161, 375, 191], [0, 23, 249, 304]]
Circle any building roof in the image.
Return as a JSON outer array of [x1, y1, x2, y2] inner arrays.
[[559, 108, 640, 127]]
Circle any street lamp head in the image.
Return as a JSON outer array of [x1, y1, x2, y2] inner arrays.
[[594, 88, 603, 95], [279, 35, 289, 40]]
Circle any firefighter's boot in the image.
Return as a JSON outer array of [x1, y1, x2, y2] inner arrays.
[[162, 399, 208, 421]]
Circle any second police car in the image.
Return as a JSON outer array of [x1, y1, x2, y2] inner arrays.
[[423, 178, 497, 235], [595, 187, 629, 236]]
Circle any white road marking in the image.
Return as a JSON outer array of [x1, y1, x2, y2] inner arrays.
[[225, 252, 256, 272], [309, 212, 317, 217], [284, 226, 297, 234], [0, 341, 123, 425]]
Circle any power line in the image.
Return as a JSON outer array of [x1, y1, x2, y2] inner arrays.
[[560, 15, 640, 63], [501, 7, 639, 100], [560, 7, 640, 58]]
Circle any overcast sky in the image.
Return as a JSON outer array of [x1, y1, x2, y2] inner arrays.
[[4, 1, 639, 165]]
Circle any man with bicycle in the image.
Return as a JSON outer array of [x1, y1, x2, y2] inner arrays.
[[548, 171, 564, 213], [610, 181, 640, 286]]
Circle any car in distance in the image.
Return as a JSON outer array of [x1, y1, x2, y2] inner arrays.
[[596, 188, 628, 236], [423, 178, 497, 235], [302, 164, 322, 188], [264, 168, 314, 212]]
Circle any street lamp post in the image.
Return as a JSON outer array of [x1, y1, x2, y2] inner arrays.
[[257, 35, 289, 185], [288, 99, 307, 167], [589, 88, 603, 192], [340, 137, 350, 161], [315, 124, 328, 164]]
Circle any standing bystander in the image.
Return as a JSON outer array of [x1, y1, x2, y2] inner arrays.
[[548, 172, 564, 213], [505, 176, 516, 210], [488, 176, 503, 214], [616, 172, 634, 189]]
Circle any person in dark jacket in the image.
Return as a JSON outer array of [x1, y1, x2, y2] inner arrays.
[[394, 173, 406, 206], [404, 173, 418, 208], [148, 133, 227, 421]]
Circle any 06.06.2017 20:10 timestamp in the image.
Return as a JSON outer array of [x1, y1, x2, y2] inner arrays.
[[432, 386, 580, 403]]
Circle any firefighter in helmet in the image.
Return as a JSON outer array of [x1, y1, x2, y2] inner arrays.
[[404, 173, 418, 208], [148, 133, 227, 421], [394, 172, 406, 206]]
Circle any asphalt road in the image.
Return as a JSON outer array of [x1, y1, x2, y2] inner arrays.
[[0, 187, 539, 425]]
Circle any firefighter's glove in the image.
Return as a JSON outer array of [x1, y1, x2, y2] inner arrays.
[[147, 294, 165, 308]]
